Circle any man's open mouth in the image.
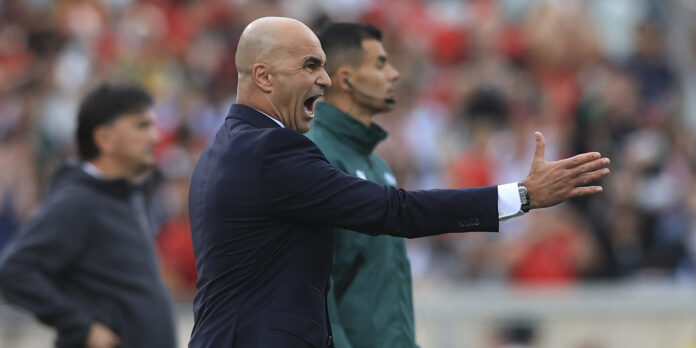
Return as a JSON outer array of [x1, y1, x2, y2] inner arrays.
[[303, 95, 321, 117]]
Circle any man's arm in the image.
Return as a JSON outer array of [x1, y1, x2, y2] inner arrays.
[[0, 190, 97, 347], [263, 129, 499, 236], [262, 129, 609, 237]]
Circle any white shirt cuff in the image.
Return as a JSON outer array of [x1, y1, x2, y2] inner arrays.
[[498, 182, 523, 221]]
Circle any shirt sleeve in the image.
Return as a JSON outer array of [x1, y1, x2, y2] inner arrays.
[[498, 182, 524, 221]]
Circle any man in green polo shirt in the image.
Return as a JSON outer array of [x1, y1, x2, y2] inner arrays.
[[307, 23, 414, 348]]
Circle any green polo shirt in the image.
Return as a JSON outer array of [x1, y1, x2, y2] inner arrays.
[[307, 102, 418, 348]]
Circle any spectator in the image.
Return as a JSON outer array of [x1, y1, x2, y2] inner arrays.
[[0, 83, 176, 348]]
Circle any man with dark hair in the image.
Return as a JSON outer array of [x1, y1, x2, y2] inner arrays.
[[188, 17, 609, 347], [0, 83, 177, 348], [306, 22, 413, 348]]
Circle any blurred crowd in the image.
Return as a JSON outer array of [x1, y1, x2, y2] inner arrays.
[[1, 0, 696, 299]]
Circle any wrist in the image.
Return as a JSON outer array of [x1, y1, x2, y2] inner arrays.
[[518, 182, 531, 213]]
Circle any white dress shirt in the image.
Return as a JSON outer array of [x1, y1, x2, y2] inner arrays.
[[498, 182, 524, 221], [256, 109, 285, 128]]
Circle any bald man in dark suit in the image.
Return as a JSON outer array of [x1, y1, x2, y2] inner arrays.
[[188, 16, 610, 348]]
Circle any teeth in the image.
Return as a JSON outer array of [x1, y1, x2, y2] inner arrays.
[[303, 95, 322, 117], [303, 105, 314, 117]]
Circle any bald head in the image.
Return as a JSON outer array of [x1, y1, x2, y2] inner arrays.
[[236, 17, 318, 76], [234, 17, 331, 133]]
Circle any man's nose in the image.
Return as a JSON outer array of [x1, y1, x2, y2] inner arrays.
[[151, 127, 162, 144], [317, 68, 332, 88], [390, 65, 400, 82]]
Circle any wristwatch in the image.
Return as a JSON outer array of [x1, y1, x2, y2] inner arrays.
[[518, 182, 530, 213]]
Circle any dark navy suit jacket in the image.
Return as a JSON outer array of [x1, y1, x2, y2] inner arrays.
[[188, 104, 499, 347]]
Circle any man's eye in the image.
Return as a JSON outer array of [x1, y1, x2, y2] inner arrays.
[[306, 64, 316, 70]]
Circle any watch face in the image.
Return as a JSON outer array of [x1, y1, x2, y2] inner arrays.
[[519, 187, 528, 204], [518, 186, 530, 212]]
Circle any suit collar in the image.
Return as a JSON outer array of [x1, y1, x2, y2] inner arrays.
[[226, 104, 283, 129]]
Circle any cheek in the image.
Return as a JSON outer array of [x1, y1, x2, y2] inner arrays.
[[111, 131, 129, 148], [123, 131, 149, 152], [277, 89, 297, 110], [274, 77, 297, 103], [377, 72, 391, 88], [360, 73, 385, 91]]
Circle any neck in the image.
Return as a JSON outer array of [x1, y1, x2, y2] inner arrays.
[[88, 157, 138, 182], [237, 89, 286, 126], [325, 94, 373, 127]]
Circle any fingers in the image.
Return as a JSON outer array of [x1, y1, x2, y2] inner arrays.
[[533, 132, 546, 163], [570, 157, 610, 177], [573, 168, 611, 186], [558, 152, 602, 169], [569, 185, 603, 197]]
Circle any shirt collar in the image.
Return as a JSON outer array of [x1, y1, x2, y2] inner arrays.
[[254, 108, 285, 128], [82, 162, 103, 179]]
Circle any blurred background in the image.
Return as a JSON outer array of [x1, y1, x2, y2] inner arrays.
[[1, 0, 696, 347]]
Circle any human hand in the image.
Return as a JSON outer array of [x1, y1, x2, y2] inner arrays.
[[522, 132, 610, 210], [85, 322, 121, 348]]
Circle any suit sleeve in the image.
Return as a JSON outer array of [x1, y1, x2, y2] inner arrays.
[[0, 190, 93, 347], [262, 129, 499, 237]]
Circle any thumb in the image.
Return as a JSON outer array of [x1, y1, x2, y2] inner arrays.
[[533, 131, 546, 163]]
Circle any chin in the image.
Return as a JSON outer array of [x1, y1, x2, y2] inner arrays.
[[298, 122, 312, 134], [135, 161, 155, 174], [372, 105, 394, 115]]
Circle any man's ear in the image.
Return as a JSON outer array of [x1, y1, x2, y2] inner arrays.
[[93, 125, 114, 156], [335, 66, 354, 93], [252, 63, 273, 93]]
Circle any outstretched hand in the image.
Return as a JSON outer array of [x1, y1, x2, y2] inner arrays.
[[523, 132, 610, 210]]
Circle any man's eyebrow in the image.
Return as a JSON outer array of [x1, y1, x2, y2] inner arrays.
[[304, 56, 324, 66]]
